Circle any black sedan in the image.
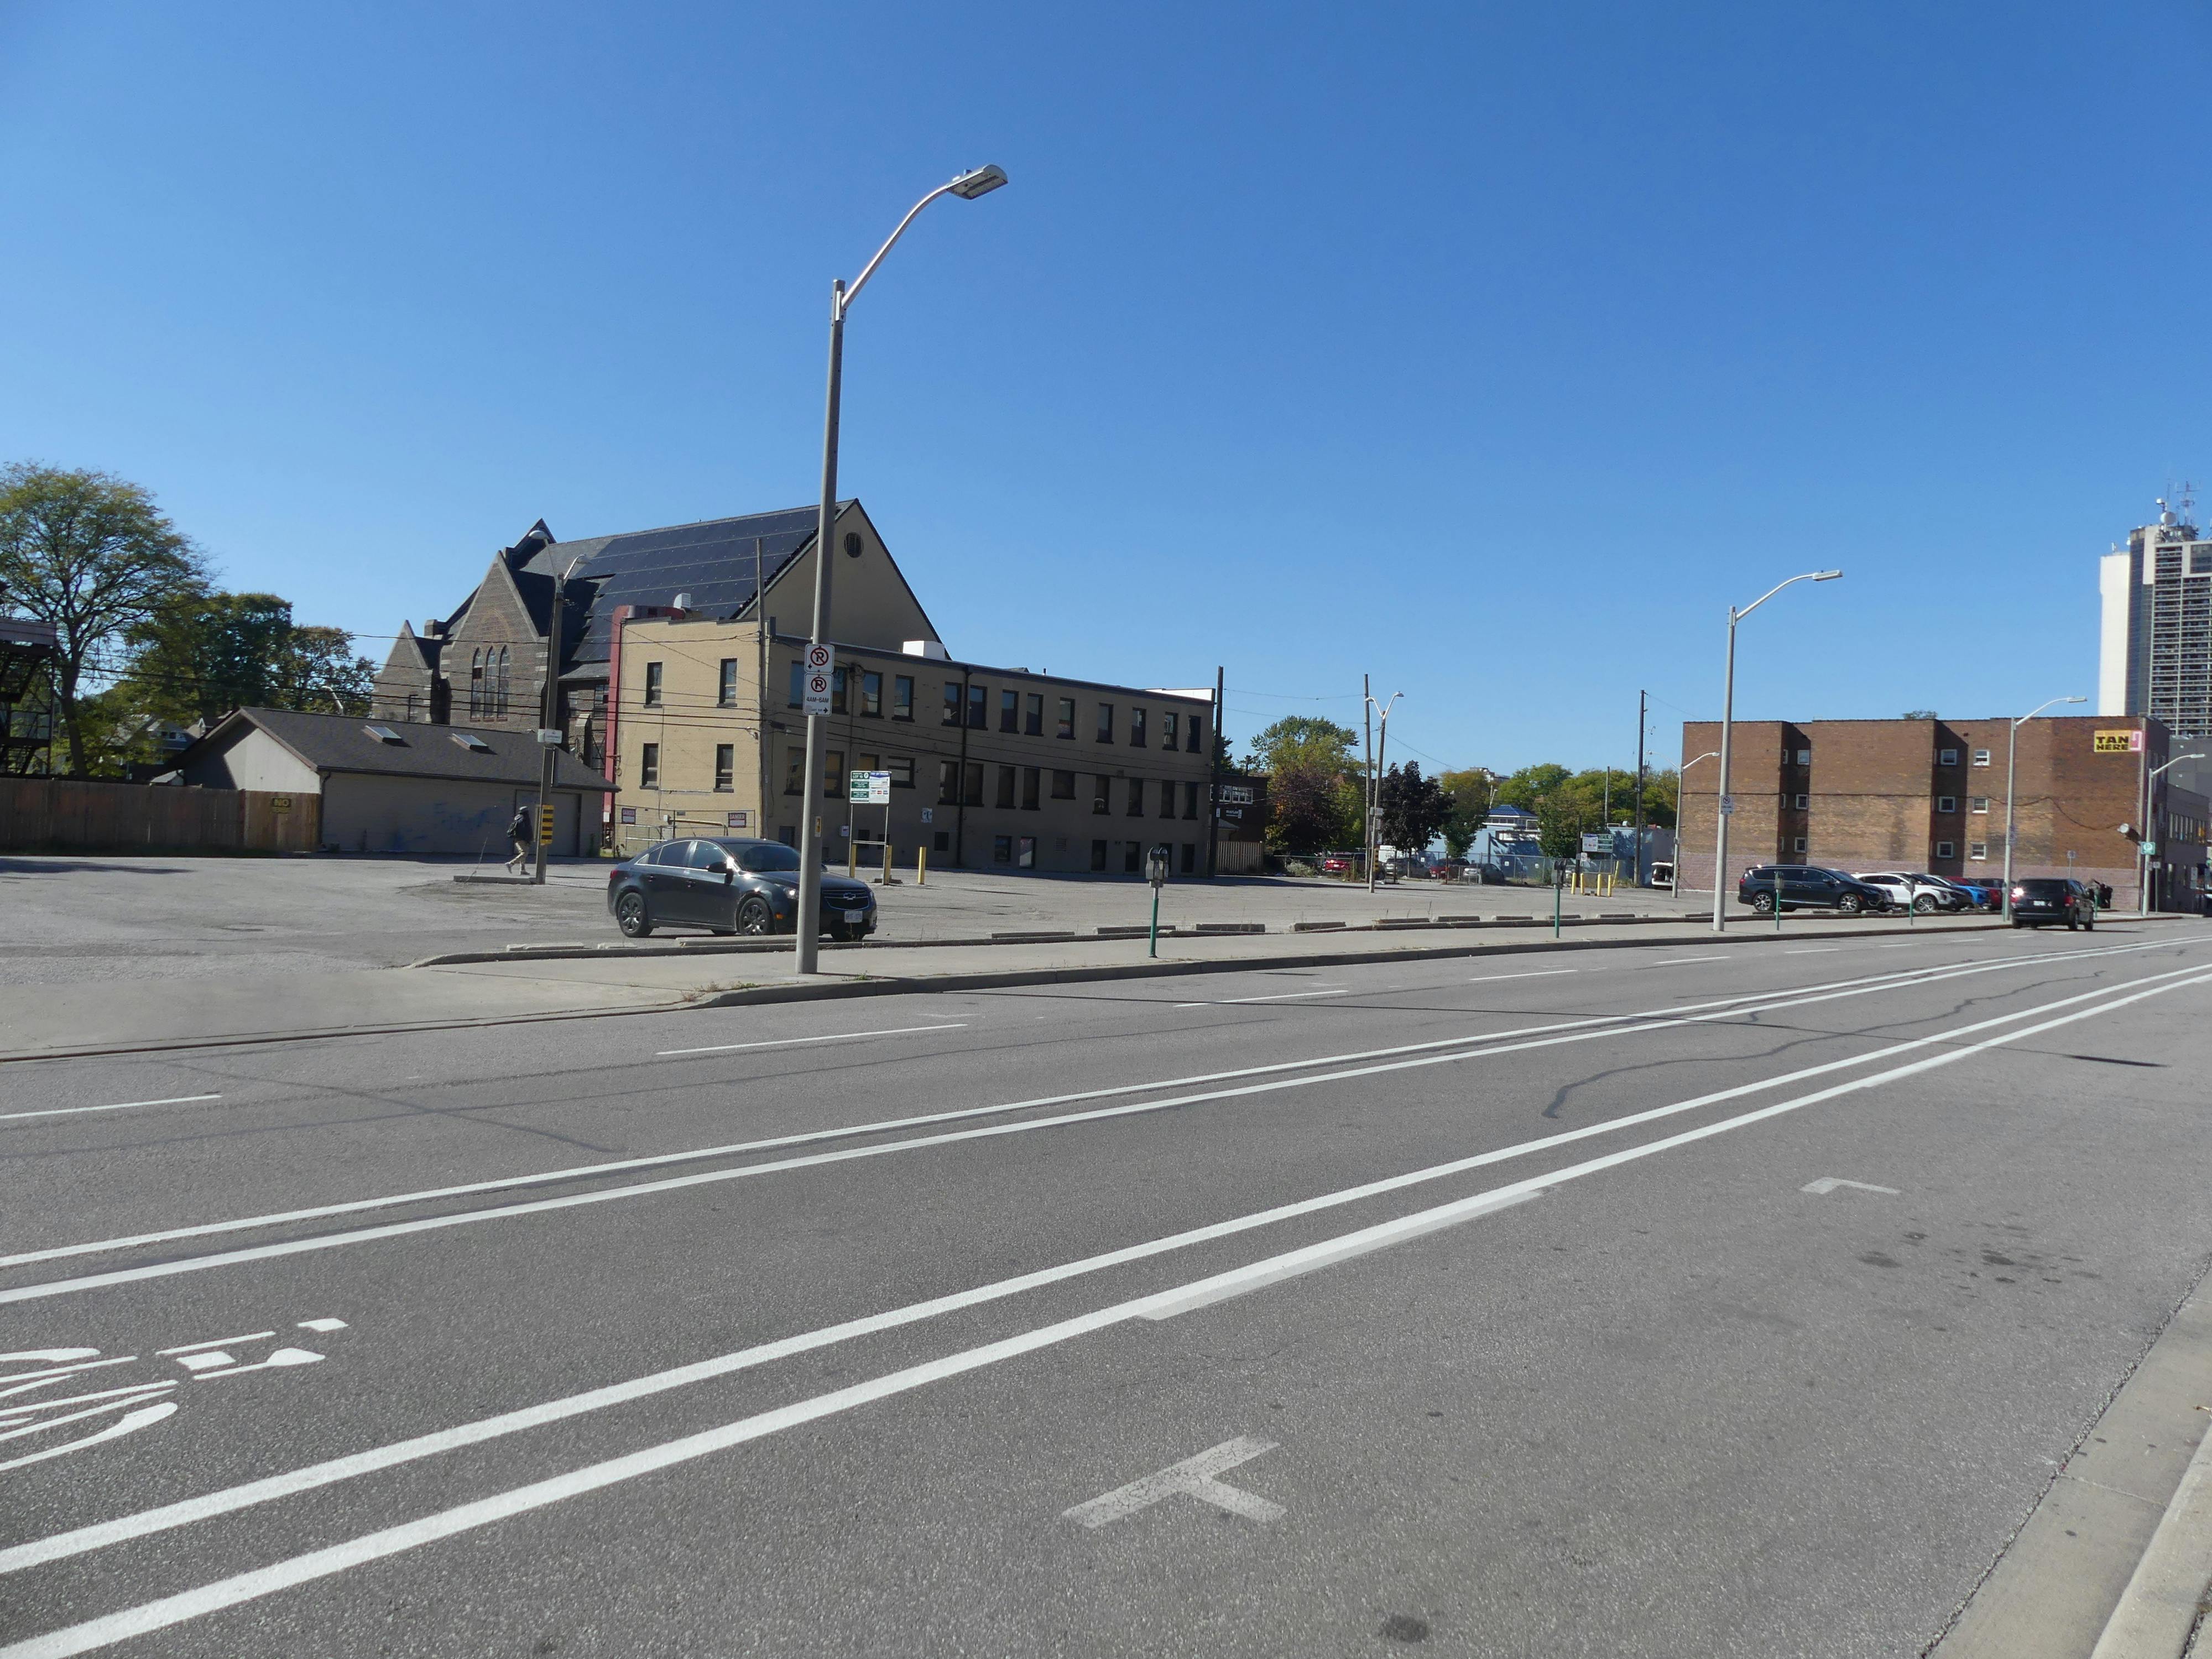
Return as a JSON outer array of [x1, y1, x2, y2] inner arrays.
[[2008, 877, 2098, 930], [607, 837, 879, 940], [1736, 864, 1890, 916]]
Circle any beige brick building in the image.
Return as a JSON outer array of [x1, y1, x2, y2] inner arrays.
[[1676, 714, 2209, 909], [371, 500, 1226, 874]]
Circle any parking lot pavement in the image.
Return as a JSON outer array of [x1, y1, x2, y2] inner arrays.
[[0, 853, 1694, 985]]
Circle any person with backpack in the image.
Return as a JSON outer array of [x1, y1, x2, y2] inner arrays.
[[505, 804, 534, 873]]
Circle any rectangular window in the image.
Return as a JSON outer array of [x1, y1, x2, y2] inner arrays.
[[785, 748, 805, 795], [1056, 697, 1076, 739], [1183, 781, 1200, 819], [1188, 717, 1204, 754], [1024, 693, 1043, 735], [1130, 708, 1147, 748], [1792, 836, 1807, 853], [1181, 843, 1196, 874], [643, 662, 664, 707], [713, 745, 734, 792], [1127, 778, 1145, 816], [787, 662, 805, 708], [942, 682, 962, 726], [1972, 749, 1991, 766], [640, 743, 660, 788], [893, 675, 914, 720], [933, 831, 950, 853], [778, 824, 797, 847], [1091, 839, 1108, 871], [823, 749, 843, 799], [1022, 766, 1041, 810], [992, 833, 1013, 865], [862, 670, 883, 717], [1092, 775, 1110, 815], [1938, 747, 1958, 766], [937, 760, 958, 805], [855, 752, 880, 779], [889, 757, 914, 788], [963, 761, 984, 806], [1124, 841, 1142, 874], [1159, 780, 1176, 818], [1051, 769, 1076, 800], [1969, 841, 1989, 860], [1017, 835, 1035, 869], [718, 659, 739, 707], [1936, 841, 1955, 859], [1162, 712, 1179, 750], [999, 689, 1019, 733], [1937, 795, 1957, 813], [967, 685, 987, 729], [1794, 748, 1811, 766], [831, 667, 850, 715], [1794, 794, 1808, 810], [1096, 702, 1114, 742], [1970, 796, 1990, 813], [996, 765, 1017, 808]]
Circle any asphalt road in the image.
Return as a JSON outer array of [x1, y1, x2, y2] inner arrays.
[[3, 924, 2209, 1656]]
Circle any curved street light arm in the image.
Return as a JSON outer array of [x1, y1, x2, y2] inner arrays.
[[1733, 568, 1844, 623], [841, 166, 1003, 314], [2013, 694, 2085, 729], [2150, 751, 2207, 780]]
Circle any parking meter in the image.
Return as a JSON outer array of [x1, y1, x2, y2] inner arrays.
[[1146, 845, 1171, 888]]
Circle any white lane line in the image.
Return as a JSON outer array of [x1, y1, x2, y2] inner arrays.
[[1785, 948, 1840, 956], [12, 965, 2206, 1652], [0, 939, 2180, 1291], [7, 957, 2205, 1583], [155, 1334, 272, 1357], [1466, 969, 1578, 984], [0, 1095, 221, 1126], [1877, 942, 1921, 949], [656, 1023, 966, 1057], [1652, 955, 1732, 966], [1801, 1178, 1899, 1196], [1172, 988, 1348, 1008]]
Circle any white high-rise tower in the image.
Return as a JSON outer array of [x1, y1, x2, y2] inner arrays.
[[2099, 498, 2212, 735]]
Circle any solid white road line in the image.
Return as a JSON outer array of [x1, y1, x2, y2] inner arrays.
[[1653, 955, 1732, 966], [1785, 948, 1840, 956], [11, 964, 2208, 1657], [0, 1095, 221, 1126], [1466, 969, 1579, 983], [654, 1023, 967, 1058], [0, 939, 2183, 1292], [8, 958, 2208, 1584], [1172, 988, 1348, 1007]]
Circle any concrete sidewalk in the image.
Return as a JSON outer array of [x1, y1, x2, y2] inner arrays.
[[0, 911, 2101, 1061]]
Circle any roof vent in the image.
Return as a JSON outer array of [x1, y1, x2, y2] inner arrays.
[[672, 592, 693, 613], [363, 724, 406, 745], [902, 640, 951, 661], [422, 620, 445, 638], [450, 732, 493, 753]]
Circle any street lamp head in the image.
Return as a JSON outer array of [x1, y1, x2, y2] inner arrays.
[[1812, 569, 1843, 581], [948, 165, 1009, 199], [2062, 696, 2086, 704]]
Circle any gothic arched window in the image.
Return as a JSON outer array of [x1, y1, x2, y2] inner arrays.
[[469, 650, 484, 719], [496, 646, 510, 716]]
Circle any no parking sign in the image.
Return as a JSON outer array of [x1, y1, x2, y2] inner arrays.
[[802, 643, 834, 716]]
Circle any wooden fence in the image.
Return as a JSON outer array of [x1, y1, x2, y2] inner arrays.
[[0, 777, 321, 854]]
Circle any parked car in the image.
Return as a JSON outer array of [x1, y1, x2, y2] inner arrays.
[[1952, 878, 2005, 911], [607, 837, 879, 940], [2008, 877, 2098, 930], [1853, 871, 1971, 914], [1318, 851, 1363, 876], [1431, 857, 1470, 882], [1736, 865, 1890, 916], [1649, 860, 1676, 889]]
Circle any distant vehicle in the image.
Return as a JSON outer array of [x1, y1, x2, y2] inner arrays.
[[1853, 872, 1970, 914], [1952, 878, 2005, 911], [607, 837, 878, 940], [2008, 878, 2098, 930], [1432, 857, 1470, 882], [1736, 865, 1888, 916], [1318, 851, 1363, 876], [1649, 860, 1676, 889]]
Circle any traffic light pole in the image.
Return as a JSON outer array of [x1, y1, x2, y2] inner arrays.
[[531, 565, 569, 885]]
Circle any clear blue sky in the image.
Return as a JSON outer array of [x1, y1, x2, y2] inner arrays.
[[4, 2, 2207, 776]]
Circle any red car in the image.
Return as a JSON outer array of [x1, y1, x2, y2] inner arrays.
[[1318, 851, 1361, 875]]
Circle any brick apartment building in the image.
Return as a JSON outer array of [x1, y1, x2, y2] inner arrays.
[[1676, 714, 2209, 910]]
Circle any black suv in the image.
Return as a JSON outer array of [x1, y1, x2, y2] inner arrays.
[[607, 837, 879, 940], [1736, 865, 1889, 916], [2008, 878, 2097, 931]]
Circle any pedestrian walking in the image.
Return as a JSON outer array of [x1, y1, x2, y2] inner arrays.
[[504, 805, 533, 873]]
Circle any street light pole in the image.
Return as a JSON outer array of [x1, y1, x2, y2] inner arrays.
[[2138, 749, 2205, 917], [1365, 691, 1401, 893], [1999, 694, 2085, 921], [1677, 750, 1718, 895], [1711, 570, 1843, 933], [531, 556, 585, 885], [794, 165, 1007, 974]]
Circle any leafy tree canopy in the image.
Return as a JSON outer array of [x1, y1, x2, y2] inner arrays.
[[1243, 716, 1358, 779], [113, 591, 374, 728], [1376, 761, 1451, 854]]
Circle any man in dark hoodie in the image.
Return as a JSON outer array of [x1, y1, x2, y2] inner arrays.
[[505, 804, 533, 873]]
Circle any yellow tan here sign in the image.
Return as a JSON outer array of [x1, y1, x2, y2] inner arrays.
[[2093, 729, 2143, 754]]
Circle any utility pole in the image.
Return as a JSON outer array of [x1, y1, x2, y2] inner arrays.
[[530, 563, 572, 884], [1361, 673, 1374, 885], [1205, 664, 1224, 878], [1634, 690, 1647, 888]]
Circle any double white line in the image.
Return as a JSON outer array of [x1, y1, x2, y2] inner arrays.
[[3, 955, 2208, 1659], [0, 938, 2180, 1306]]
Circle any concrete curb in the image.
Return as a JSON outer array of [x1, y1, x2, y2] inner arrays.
[[2089, 1384, 2212, 1658]]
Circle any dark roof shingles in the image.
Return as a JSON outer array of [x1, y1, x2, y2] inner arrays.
[[220, 708, 611, 791]]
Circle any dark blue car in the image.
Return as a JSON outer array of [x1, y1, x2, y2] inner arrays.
[[607, 836, 878, 940]]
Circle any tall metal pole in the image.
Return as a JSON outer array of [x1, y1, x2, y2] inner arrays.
[[1362, 674, 1374, 890], [531, 565, 568, 885], [1634, 690, 1647, 888], [794, 281, 846, 973], [1711, 608, 1738, 933], [1205, 664, 1224, 878], [2002, 715, 2021, 921]]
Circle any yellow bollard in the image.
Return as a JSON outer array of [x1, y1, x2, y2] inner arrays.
[[883, 841, 892, 884], [917, 844, 927, 886], [848, 838, 857, 879]]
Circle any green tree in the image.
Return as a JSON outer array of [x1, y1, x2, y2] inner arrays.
[[1533, 794, 1582, 859], [1266, 759, 1358, 853], [1641, 768, 1679, 831], [1243, 716, 1358, 778], [1494, 763, 1570, 812], [0, 463, 208, 776], [1376, 761, 1450, 854], [1437, 766, 1494, 857], [113, 591, 374, 726]]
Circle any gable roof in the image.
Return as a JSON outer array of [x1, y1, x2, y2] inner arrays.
[[185, 708, 612, 791], [515, 504, 837, 667]]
